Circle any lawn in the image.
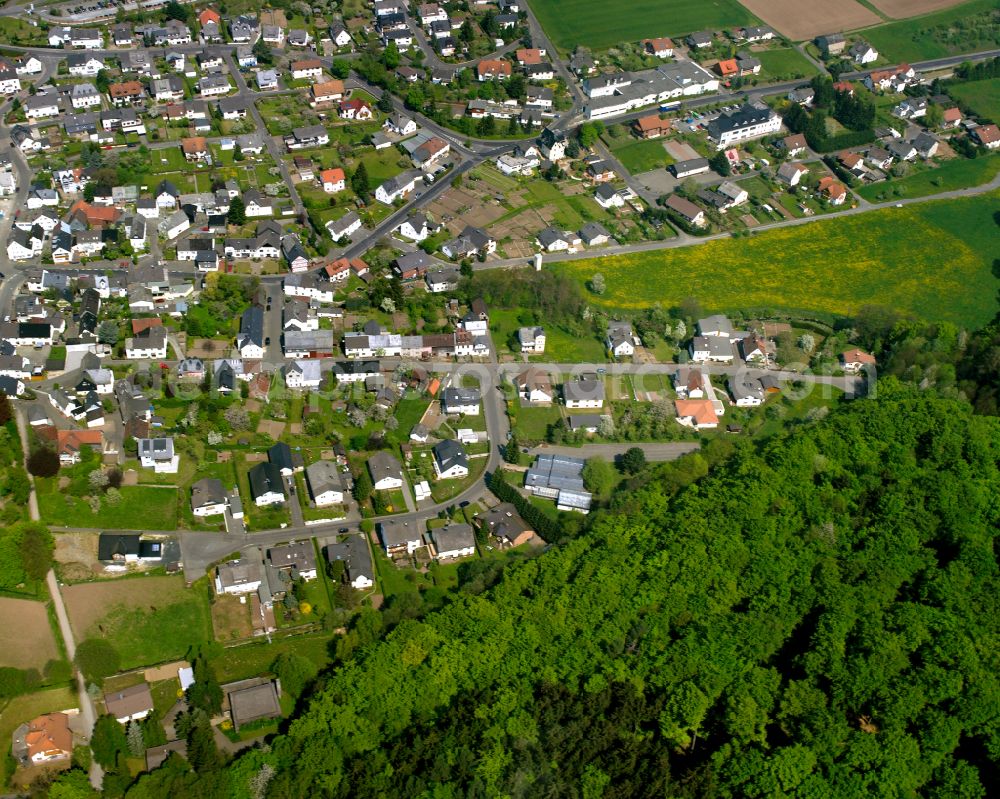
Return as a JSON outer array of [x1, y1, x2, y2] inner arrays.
[[0, 17, 49, 45], [756, 48, 821, 80], [208, 632, 332, 683], [862, 0, 1000, 62], [857, 154, 1000, 201], [949, 77, 1000, 121], [63, 576, 212, 671], [526, 0, 757, 50], [544, 325, 609, 362], [37, 482, 179, 531], [511, 404, 564, 442], [358, 149, 407, 183], [555, 191, 1000, 327], [147, 147, 189, 174], [611, 139, 674, 173]]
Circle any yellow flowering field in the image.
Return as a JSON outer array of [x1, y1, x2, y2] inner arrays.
[[558, 193, 1000, 327]]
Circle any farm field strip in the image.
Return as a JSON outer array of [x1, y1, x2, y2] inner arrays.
[[861, 0, 1000, 61], [0, 598, 59, 669], [526, 0, 756, 51], [735, 0, 881, 40], [554, 192, 1000, 326], [868, 0, 970, 17]]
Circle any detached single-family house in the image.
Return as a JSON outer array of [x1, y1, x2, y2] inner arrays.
[[514, 367, 554, 403], [518, 326, 546, 354], [606, 321, 636, 358], [191, 478, 228, 517], [674, 398, 719, 429], [972, 123, 1000, 149], [840, 348, 875, 372], [215, 558, 262, 595], [325, 536, 373, 589], [375, 171, 420, 204], [105, 684, 154, 724], [319, 168, 346, 193], [305, 460, 344, 507], [665, 194, 706, 228], [430, 523, 476, 559], [777, 162, 808, 186], [432, 439, 469, 480], [137, 437, 179, 473], [441, 387, 481, 415], [849, 41, 878, 65], [563, 376, 604, 409], [368, 451, 404, 491], [248, 462, 286, 506], [378, 519, 422, 555]]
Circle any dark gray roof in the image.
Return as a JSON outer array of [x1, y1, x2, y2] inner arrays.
[[433, 439, 468, 473], [431, 523, 475, 553], [708, 105, 774, 137], [563, 377, 604, 403], [98, 533, 140, 560], [525, 453, 586, 492], [268, 441, 294, 471], [305, 460, 342, 497], [579, 221, 609, 242], [268, 542, 317, 573], [191, 477, 226, 509], [378, 518, 421, 548], [248, 462, 284, 501], [239, 306, 265, 348], [367, 451, 402, 483], [325, 535, 373, 584]]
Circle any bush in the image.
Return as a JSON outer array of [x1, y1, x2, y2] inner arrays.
[[75, 639, 120, 686], [27, 447, 60, 477]]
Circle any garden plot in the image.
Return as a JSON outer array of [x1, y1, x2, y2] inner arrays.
[[426, 185, 508, 231]]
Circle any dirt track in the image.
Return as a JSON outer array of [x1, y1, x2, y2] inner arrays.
[[737, 0, 881, 39]]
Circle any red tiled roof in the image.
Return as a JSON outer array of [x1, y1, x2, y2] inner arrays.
[[716, 59, 738, 76], [131, 318, 163, 334], [320, 168, 345, 185]]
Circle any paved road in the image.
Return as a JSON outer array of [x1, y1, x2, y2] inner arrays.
[[529, 442, 700, 461], [222, 50, 304, 215]]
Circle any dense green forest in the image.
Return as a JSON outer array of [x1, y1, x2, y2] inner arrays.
[[75, 380, 1000, 799]]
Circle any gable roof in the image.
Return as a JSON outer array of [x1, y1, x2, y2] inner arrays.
[[248, 461, 284, 500], [433, 439, 468, 472], [104, 682, 153, 719]]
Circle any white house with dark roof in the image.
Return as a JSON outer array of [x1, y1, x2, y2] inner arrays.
[[305, 460, 344, 506], [137, 437, 179, 473], [368, 451, 404, 490], [432, 439, 469, 479]]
